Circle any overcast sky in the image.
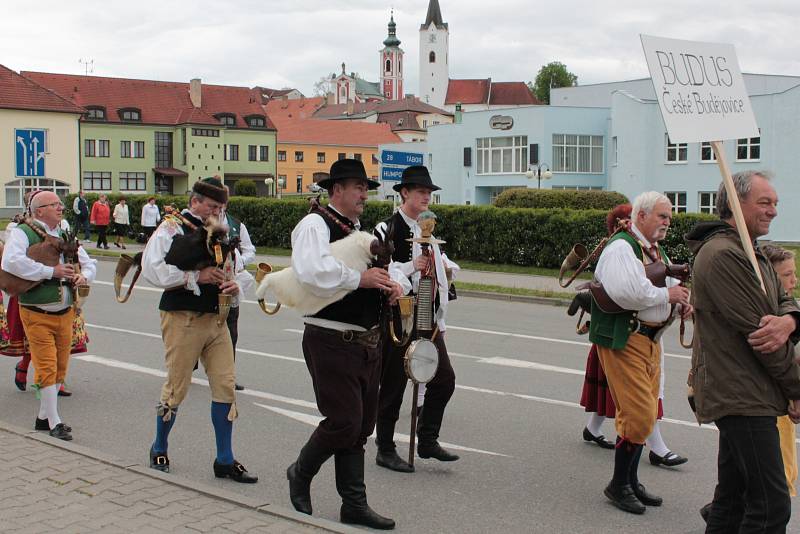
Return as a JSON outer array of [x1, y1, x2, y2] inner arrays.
[[3, 0, 799, 96]]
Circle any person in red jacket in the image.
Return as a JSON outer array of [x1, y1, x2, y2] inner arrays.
[[90, 194, 111, 249]]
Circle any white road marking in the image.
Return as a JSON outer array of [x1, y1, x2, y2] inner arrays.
[[477, 357, 585, 375], [254, 403, 509, 457]]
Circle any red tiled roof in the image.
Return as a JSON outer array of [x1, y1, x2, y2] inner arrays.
[[313, 96, 451, 119], [264, 97, 326, 120], [489, 82, 539, 105], [0, 65, 84, 114], [21, 71, 275, 129], [444, 79, 491, 105], [378, 111, 424, 132], [270, 114, 400, 146]]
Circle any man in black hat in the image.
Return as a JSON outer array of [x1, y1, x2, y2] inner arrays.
[[141, 177, 257, 483], [286, 159, 404, 530], [373, 165, 460, 473]]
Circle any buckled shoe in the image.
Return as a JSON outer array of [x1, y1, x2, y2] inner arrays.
[[582, 427, 615, 449], [649, 450, 688, 467], [149, 447, 170, 473], [49, 423, 72, 441], [213, 459, 258, 483], [604, 483, 646, 514]]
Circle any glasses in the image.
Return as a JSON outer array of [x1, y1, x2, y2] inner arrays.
[[38, 202, 64, 209]]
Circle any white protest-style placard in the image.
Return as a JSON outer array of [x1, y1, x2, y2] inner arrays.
[[641, 34, 759, 144]]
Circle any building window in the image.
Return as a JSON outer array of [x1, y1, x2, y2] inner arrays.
[[217, 114, 236, 126], [120, 141, 131, 158], [83, 171, 111, 191], [278, 150, 286, 161], [260, 145, 269, 161], [699, 191, 718, 214], [4, 178, 70, 208], [247, 116, 266, 128], [338, 153, 346, 160], [119, 171, 146, 191], [737, 131, 761, 161], [248, 145, 257, 161], [385, 59, 391, 73], [612, 136, 618, 166], [278, 174, 287, 191], [134, 141, 144, 158], [295, 151, 304, 162], [423, 119, 428, 128], [700, 141, 717, 162], [84, 139, 96, 157], [664, 191, 687, 213], [224, 144, 239, 161], [296, 175, 303, 193], [552, 134, 603, 173], [665, 134, 688, 163], [476, 136, 528, 175], [429, 51, 436, 63], [317, 152, 326, 163], [191, 128, 219, 137], [353, 153, 362, 161], [154, 132, 173, 168], [119, 108, 141, 121], [85, 107, 105, 120]]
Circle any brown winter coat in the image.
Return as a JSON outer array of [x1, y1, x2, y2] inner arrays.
[[686, 221, 800, 423]]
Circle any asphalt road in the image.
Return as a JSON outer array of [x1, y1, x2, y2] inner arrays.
[[1, 261, 797, 533]]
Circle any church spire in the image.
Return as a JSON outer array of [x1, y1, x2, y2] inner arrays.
[[421, 0, 447, 30], [383, 10, 401, 47]]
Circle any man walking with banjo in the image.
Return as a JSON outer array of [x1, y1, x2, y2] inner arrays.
[[374, 165, 461, 473]]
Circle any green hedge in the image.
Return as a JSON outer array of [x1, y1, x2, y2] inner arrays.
[[234, 179, 257, 197], [494, 188, 629, 210], [64, 193, 714, 268]]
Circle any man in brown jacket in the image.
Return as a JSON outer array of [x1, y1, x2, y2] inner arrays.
[[687, 170, 800, 533]]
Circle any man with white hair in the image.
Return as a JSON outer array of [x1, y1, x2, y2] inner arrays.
[[590, 191, 691, 514]]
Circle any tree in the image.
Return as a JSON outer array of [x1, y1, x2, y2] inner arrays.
[[531, 62, 578, 105], [233, 179, 257, 197]]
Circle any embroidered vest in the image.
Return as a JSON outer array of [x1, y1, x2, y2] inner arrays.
[[17, 223, 66, 306]]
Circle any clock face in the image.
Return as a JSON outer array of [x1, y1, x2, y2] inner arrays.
[[428, 33, 437, 43]]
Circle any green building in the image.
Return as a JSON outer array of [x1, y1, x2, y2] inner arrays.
[[24, 73, 277, 196]]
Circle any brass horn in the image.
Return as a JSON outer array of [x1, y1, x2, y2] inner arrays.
[[114, 254, 142, 303], [558, 220, 630, 288], [255, 262, 281, 315], [389, 295, 414, 346]]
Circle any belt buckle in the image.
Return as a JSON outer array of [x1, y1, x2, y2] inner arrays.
[[342, 330, 354, 342]]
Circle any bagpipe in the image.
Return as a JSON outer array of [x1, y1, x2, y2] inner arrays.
[[561, 219, 693, 348]]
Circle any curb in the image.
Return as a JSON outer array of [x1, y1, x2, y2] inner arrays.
[[0, 420, 357, 533], [89, 252, 572, 307]]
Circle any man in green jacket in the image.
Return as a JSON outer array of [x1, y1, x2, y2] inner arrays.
[[687, 170, 800, 533]]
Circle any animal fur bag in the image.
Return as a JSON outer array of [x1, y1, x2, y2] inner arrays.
[[255, 231, 379, 315]]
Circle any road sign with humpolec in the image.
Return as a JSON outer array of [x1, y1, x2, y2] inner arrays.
[[640, 35, 759, 144], [381, 166, 404, 181], [15, 129, 46, 178], [380, 150, 423, 182]]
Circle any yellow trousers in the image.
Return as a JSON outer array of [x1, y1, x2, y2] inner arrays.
[[777, 415, 798, 497], [19, 306, 75, 388], [597, 333, 660, 444]]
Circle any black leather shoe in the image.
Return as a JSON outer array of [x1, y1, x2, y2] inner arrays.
[[35, 418, 72, 432], [58, 384, 72, 397], [149, 447, 169, 473], [213, 459, 258, 483], [234, 383, 244, 391], [49, 423, 72, 441], [341, 504, 396, 530], [583, 427, 615, 449], [633, 483, 662, 506], [376, 450, 414, 473], [649, 450, 688, 467], [700, 502, 712, 523], [287, 462, 312, 515], [418, 442, 459, 462], [604, 483, 645, 514]]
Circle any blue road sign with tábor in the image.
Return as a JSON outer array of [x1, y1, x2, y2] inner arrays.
[[381, 150, 423, 166], [15, 129, 46, 178], [381, 167, 404, 181]]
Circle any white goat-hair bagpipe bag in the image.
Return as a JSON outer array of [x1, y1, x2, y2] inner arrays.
[[255, 231, 377, 315]]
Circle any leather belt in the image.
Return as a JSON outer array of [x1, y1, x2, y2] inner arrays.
[[636, 321, 666, 341], [22, 305, 72, 316], [305, 323, 381, 348]]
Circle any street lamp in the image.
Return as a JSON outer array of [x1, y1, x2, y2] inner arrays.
[[525, 163, 553, 190], [264, 176, 285, 198], [264, 177, 274, 197]]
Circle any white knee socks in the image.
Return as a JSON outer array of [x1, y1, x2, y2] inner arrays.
[[586, 412, 606, 437], [646, 421, 670, 457], [40, 384, 61, 429]]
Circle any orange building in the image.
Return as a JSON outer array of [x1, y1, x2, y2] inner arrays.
[[265, 98, 400, 195]]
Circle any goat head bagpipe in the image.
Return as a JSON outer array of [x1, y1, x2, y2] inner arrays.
[[255, 197, 392, 316], [0, 219, 81, 298]]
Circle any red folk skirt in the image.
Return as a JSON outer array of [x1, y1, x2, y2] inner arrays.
[[0, 296, 88, 357]]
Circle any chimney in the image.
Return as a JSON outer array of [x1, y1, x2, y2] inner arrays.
[[327, 92, 336, 105], [346, 99, 354, 115], [189, 78, 202, 108]]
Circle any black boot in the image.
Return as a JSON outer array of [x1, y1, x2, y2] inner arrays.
[[376, 448, 414, 473], [630, 445, 662, 506], [417, 404, 459, 462], [604, 439, 645, 514], [336, 451, 395, 530], [287, 439, 332, 515]]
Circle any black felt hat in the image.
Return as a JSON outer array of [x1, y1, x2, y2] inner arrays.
[[318, 158, 381, 190], [392, 165, 441, 192], [192, 176, 228, 204]]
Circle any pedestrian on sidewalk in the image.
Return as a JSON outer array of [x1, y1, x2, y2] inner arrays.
[[1, 191, 96, 441], [141, 177, 257, 483], [72, 191, 91, 241], [141, 197, 160, 241], [90, 194, 110, 249], [112, 197, 129, 249]]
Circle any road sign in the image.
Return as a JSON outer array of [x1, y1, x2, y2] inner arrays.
[[15, 129, 46, 177], [381, 150, 423, 166], [381, 166, 404, 181]]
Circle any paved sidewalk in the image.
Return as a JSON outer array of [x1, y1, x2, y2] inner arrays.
[[0, 421, 352, 533]]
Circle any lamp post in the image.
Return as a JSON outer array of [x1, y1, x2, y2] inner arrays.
[[264, 176, 286, 198], [264, 177, 274, 197], [525, 163, 553, 189]]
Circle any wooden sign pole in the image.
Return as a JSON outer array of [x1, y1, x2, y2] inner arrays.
[[710, 140, 766, 292]]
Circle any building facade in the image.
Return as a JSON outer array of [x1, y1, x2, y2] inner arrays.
[[419, 0, 449, 108]]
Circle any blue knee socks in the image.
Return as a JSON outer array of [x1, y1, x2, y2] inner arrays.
[[211, 401, 234, 465], [152, 407, 177, 454]]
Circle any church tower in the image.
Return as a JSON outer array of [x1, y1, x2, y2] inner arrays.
[[419, 0, 449, 108], [380, 11, 403, 101]]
